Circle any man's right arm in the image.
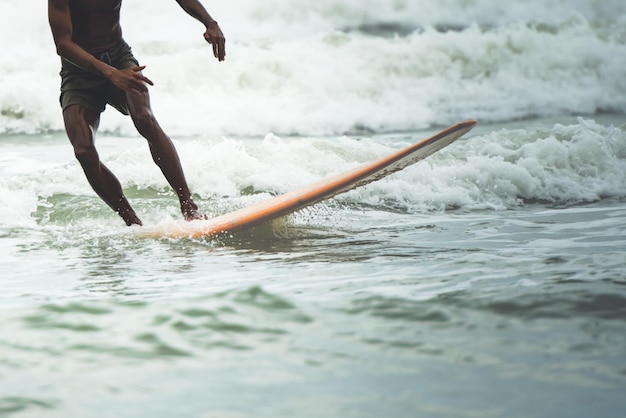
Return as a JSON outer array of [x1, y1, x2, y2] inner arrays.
[[48, 0, 117, 78], [48, 0, 152, 93]]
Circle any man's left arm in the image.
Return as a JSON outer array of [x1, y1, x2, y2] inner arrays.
[[175, 0, 226, 61]]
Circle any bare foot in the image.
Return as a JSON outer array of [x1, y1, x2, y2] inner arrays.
[[118, 208, 143, 226], [181, 200, 207, 221]]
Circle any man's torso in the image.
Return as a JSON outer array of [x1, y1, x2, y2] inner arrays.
[[69, 0, 123, 53]]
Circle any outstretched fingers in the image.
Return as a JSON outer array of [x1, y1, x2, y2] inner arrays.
[[204, 23, 226, 61], [132, 66, 154, 86], [111, 66, 154, 94]]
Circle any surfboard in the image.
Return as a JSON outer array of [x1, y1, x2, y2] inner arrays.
[[141, 120, 476, 239]]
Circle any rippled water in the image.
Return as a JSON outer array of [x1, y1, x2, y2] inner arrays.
[[2, 195, 625, 417], [2, 0, 626, 414]]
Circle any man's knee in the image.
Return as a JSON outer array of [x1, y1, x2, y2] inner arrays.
[[73, 143, 99, 167], [62, 105, 100, 167], [131, 107, 159, 137]]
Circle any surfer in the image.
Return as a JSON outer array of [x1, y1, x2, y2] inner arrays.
[[47, 0, 225, 226]]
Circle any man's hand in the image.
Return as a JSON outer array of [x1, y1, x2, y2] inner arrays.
[[109, 66, 154, 94], [204, 21, 226, 61]]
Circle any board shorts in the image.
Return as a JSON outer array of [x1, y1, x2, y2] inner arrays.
[[59, 39, 139, 115]]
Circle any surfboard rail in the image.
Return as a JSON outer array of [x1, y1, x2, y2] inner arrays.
[[142, 120, 476, 238]]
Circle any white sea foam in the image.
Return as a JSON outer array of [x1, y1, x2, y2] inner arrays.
[[1, 118, 624, 229], [0, 1, 625, 136]]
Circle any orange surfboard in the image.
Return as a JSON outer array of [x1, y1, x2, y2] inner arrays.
[[141, 120, 476, 238]]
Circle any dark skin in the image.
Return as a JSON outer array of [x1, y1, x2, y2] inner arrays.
[[48, 0, 226, 226]]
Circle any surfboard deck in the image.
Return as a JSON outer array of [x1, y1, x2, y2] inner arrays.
[[141, 120, 477, 239]]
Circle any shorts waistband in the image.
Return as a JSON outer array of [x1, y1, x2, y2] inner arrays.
[[61, 39, 132, 69]]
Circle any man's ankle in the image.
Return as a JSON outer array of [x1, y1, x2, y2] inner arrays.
[[181, 199, 206, 221], [118, 208, 143, 226]]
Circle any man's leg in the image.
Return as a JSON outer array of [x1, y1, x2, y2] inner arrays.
[[63, 105, 143, 226], [125, 90, 204, 221]]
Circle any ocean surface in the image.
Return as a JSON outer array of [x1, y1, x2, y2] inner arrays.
[[1, 0, 626, 417]]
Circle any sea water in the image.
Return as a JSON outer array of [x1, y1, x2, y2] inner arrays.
[[1, 1, 625, 417]]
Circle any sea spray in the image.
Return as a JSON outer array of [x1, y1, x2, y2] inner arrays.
[[1, 1, 624, 136]]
